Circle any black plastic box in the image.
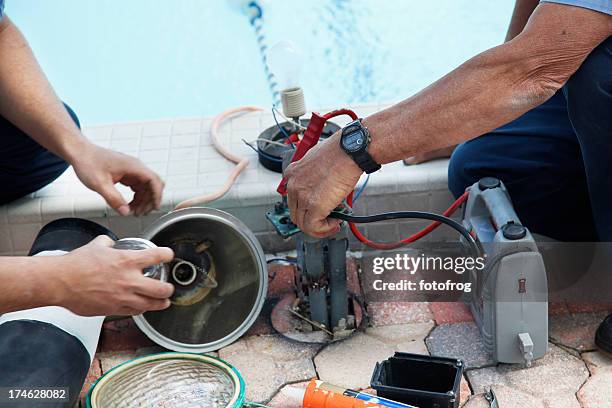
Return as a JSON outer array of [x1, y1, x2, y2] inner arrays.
[[370, 352, 464, 408]]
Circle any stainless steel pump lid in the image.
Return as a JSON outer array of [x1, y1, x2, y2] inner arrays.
[[133, 208, 268, 352]]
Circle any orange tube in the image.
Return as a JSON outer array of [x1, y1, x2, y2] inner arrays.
[[302, 380, 383, 408], [174, 106, 264, 210]]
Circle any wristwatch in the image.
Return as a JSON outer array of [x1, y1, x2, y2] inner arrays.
[[340, 119, 381, 174]]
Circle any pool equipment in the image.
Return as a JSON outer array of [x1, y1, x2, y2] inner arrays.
[[133, 207, 268, 352], [265, 107, 547, 366], [87, 352, 246, 408], [371, 352, 464, 408], [286, 379, 416, 408], [268, 40, 306, 118], [461, 177, 548, 366], [113, 238, 169, 282], [0, 218, 118, 408], [266, 108, 479, 343]]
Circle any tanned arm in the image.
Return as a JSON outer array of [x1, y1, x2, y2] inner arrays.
[[285, 3, 612, 237], [0, 16, 163, 216], [405, 0, 539, 164]]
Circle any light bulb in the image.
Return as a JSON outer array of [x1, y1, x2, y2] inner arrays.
[[268, 40, 304, 90]]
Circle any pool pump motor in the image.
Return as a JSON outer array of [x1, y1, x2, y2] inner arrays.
[[462, 177, 548, 366]]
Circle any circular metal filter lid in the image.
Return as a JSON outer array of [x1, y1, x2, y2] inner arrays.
[[87, 353, 245, 408], [134, 208, 268, 352]]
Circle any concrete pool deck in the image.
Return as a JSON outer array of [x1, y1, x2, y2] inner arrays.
[[80, 260, 612, 407]]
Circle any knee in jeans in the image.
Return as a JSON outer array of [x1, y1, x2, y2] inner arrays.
[[448, 142, 480, 198]]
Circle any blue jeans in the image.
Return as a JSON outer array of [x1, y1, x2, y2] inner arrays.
[[0, 104, 78, 205], [449, 37, 611, 242]]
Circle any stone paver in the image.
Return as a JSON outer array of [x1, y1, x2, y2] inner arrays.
[[466, 343, 587, 408], [316, 323, 433, 390], [268, 381, 309, 408], [98, 318, 155, 352], [463, 385, 546, 408], [365, 321, 433, 355], [582, 350, 612, 373], [367, 301, 434, 326], [578, 351, 612, 408], [347, 257, 362, 295], [549, 301, 570, 316], [98, 346, 165, 373], [78, 358, 101, 407], [426, 322, 493, 369], [84, 254, 612, 405], [245, 299, 275, 337], [577, 371, 612, 408], [267, 264, 296, 297], [462, 394, 491, 408], [566, 302, 612, 314], [315, 332, 394, 391], [459, 376, 471, 407], [549, 311, 608, 351], [219, 335, 321, 403], [429, 302, 474, 325]]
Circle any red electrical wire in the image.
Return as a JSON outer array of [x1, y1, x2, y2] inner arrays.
[[345, 191, 470, 250]]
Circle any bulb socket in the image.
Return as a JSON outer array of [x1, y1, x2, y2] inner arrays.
[[281, 87, 306, 118]]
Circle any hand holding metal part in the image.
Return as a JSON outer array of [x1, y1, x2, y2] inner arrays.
[[280, 110, 363, 238], [56, 236, 175, 316], [114, 238, 219, 306]]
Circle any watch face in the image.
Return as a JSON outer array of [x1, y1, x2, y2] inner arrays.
[[342, 129, 366, 153]]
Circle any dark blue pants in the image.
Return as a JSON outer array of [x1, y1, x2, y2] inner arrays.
[[0, 104, 78, 205], [449, 37, 611, 242]]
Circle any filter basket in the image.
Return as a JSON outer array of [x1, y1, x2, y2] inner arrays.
[[133, 208, 268, 352]]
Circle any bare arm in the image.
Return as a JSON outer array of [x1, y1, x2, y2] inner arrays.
[[0, 16, 163, 215], [285, 3, 612, 237], [405, 0, 540, 164], [0, 17, 86, 162], [0, 256, 61, 313], [0, 237, 175, 316], [365, 3, 612, 165]]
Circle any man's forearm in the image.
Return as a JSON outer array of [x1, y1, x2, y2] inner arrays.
[[364, 43, 546, 164], [0, 17, 90, 163], [364, 4, 611, 165], [0, 256, 65, 314]]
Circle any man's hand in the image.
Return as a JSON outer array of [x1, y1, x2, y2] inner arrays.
[[70, 143, 164, 216], [285, 133, 363, 238], [52, 235, 175, 316]]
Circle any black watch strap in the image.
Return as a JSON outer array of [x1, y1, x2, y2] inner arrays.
[[353, 150, 381, 174]]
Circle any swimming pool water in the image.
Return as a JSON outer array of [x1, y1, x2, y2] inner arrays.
[[8, 0, 514, 124]]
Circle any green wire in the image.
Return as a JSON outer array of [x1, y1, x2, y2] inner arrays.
[[244, 403, 273, 408]]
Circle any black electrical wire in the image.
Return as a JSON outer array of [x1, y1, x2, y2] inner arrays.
[[329, 210, 482, 257]]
